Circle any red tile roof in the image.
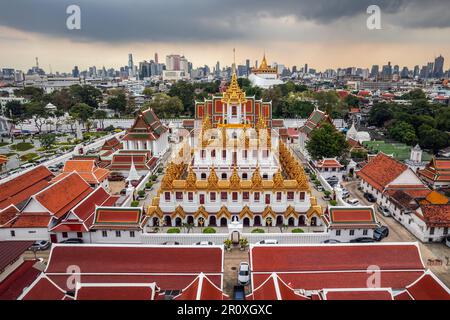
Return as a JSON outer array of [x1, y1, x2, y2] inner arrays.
[[0, 205, 19, 226], [0, 166, 53, 210], [75, 283, 158, 300], [91, 207, 143, 230], [5, 213, 52, 228], [418, 158, 450, 184], [20, 275, 68, 300], [316, 158, 343, 168], [33, 173, 93, 218], [322, 289, 393, 300], [0, 241, 34, 272], [174, 273, 229, 300], [53, 160, 110, 185], [357, 153, 408, 191], [419, 204, 450, 227], [247, 273, 309, 300], [327, 206, 379, 229], [0, 260, 40, 300], [395, 271, 450, 300]]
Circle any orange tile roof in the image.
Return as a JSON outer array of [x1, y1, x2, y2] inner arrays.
[[420, 204, 450, 227], [53, 160, 110, 185], [357, 153, 408, 191], [0, 205, 19, 226], [423, 191, 449, 205], [327, 207, 378, 229], [0, 166, 53, 210], [6, 213, 52, 228], [34, 173, 93, 218]]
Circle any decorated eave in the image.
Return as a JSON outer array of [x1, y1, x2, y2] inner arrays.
[[221, 68, 247, 105], [91, 206, 145, 230]]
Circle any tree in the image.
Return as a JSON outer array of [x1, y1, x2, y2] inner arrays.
[[14, 87, 44, 101], [69, 85, 102, 108], [49, 88, 74, 111], [143, 93, 183, 118], [401, 89, 426, 100], [344, 94, 360, 108], [306, 123, 349, 160], [281, 95, 315, 118], [25, 102, 49, 134], [418, 124, 449, 154], [142, 87, 154, 97], [368, 103, 394, 127], [168, 81, 195, 116], [312, 91, 339, 115], [388, 121, 418, 146], [5, 101, 26, 119], [70, 103, 94, 130], [39, 133, 56, 150], [107, 90, 127, 114]]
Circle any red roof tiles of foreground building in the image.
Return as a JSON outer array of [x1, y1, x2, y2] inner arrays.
[[20, 275, 69, 300], [75, 283, 159, 300], [0, 166, 53, 210], [394, 271, 450, 300], [174, 273, 229, 300], [0, 205, 19, 226], [0, 241, 34, 271], [0, 260, 41, 300], [247, 273, 309, 300], [419, 204, 450, 227], [322, 289, 393, 300], [250, 243, 426, 291], [357, 153, 408, 191], [33, 172, 93, 218]]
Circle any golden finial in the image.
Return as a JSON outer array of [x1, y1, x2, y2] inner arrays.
[[229, 165, 241, 189], [222, 49, 247, 105], [251, 166, 263, 190], [186, 166, 197, 190], [207, 166, 219, 190], [273, 169, 284, 189]]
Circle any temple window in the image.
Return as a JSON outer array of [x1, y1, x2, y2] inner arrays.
[[349, 230, 355, 236], [116, 231, 121, 237], [221, 173, 227, 179], [165, 192, 171, 201], [200, 194, 205, 204], [130, 231, 135, 238], [188, 192, 193, 201], [221, 192, 228, 201], [262, 174, 268, 180], [276, 192, 282, 201], [243, 192, 249, 201], [211, 150, 216, 158], [287, 192, 294, 201], [243, 150, 248, 159], [102, 231, 107, 238], [242, 173, 248, 180], [201, 173, 207, 180], [262, 150, 269, 158], [176, 192, 183, 201], [232, 192, 238, 202], [254, 192, 260, 202], [300, 192, 305, 201], [222, 150, 227, 159], [210, 192, 216, 201], [201, 149, 206, 159]]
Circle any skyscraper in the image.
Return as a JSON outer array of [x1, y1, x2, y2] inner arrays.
[[128, 53, 135, 77], [155, 53, 159, 64], [433, 55, 444, 78], [370, 65, 379, 78], [246, 59, 250, 76]]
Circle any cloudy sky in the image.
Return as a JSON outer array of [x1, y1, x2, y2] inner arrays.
[[0, 0, 449, 72]]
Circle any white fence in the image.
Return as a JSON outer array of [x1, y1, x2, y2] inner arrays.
[[140, 232, 330, 245]]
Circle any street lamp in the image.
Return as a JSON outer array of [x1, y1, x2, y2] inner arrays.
[[266, 217, 272, 232]]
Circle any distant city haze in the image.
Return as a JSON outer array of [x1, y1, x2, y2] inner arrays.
[[0, 0, 449, 72]]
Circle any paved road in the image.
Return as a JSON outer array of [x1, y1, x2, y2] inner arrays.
[[223, 248, 249, 297]]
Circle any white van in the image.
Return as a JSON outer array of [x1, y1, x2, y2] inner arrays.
[[20, 163, 35, 170], [347, 198, 360, 206]]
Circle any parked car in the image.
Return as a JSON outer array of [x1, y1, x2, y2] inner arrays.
[[378, 206, 391, 217], [119, 188, 127, 196], [347, 198, 360, 206], [341, 189, 350, 199], [257, 239, 279, 245], [445, 236, 450, 248], [162, 241, 180, 245], [29, 240, 51, 251], [315, 185, 324, 192], [195, 241, 215, 246], [233, 285, 246, 300], [60, 238, 84, 244], [238, 262, 250, 285], [48, 165, 60, 173], [350, 237, 376, 243], [364, 192, 376, 203], [323, 239, 341, 244], [56, 162, 65, 169], [373, 226, 389, 241], [20, 163, 35, 170]]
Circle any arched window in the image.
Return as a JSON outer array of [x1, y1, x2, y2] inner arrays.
[[242, 173, 248, 180], [221, 173, 227, 179], [201, 173, 207, 180]]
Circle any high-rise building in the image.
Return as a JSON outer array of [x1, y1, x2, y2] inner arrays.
[[72, 66, 80, 78], [400, 67, 409, 79], [427, 62, 434, 78], [128, 53, 135, 77], [370, 65, 379, 78], [433, 55, 444, 78], [413, 65, 420, 78], [215, 61, 220, 77], [246, 59, 250, 76], [155, 53, 159, 64], [304, 63, 308, 74]]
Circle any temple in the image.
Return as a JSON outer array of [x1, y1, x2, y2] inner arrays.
[[148, 66, 323, 228], [248, 54, 283, 89]]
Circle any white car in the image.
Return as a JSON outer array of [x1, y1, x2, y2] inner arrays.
[[378, 206, 391, 217], [194, 241, 215, 246], [347, 198, 360, 206], [238, 262, 250, 285], [257, 239, 279, 245], [445, 236, 450, 248]]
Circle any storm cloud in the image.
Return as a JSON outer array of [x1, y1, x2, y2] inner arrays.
[[0, 0, 449, 43]]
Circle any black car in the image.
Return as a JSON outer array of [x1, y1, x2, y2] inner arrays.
[[61, 238, 84, 244], [350, 237, 376, 243], [323, 239, 341, 244], [364, 192, 376, 202], [373, 226, 389, 241], [233, 285, 246, 300]]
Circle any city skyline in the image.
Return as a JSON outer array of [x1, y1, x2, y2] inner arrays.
[[1, 0, 450, 72]]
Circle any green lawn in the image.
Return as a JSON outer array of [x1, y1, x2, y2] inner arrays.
[[0, 142, 9, 147], [363, 141, 432, 161], [10, 142, 34, 152], [20, 153, 39, 162]]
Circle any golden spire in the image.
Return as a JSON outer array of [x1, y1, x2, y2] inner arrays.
[[229, 165, 241, 189], [251, 166, 263, 190], [273, 169, 284, 189], [207, 166, 219, 190], [186, 166, 197, 190], [222, 50, 247, 105]]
